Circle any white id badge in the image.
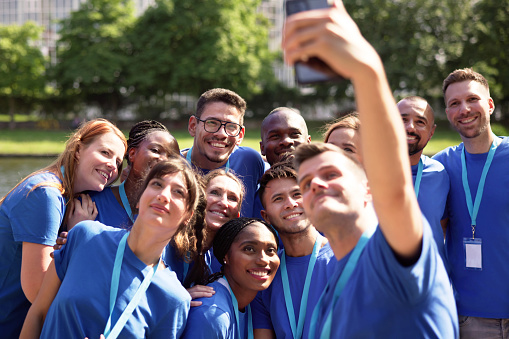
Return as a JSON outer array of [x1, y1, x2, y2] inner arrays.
[[464, 238, 482, 270]]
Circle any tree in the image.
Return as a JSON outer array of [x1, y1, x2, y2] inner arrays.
[[459, 0, 509, 118], [0, 22, 46, 129], [127, 0, 275, 110], [51, 0, 136, 120]]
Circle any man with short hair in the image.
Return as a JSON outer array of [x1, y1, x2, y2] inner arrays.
[[433, 68, 509, 337], [285, 1, 457, 337], [260, 107, 311, 166], [397, 96, 449, 266], [183, 88, 265, 217], [252, 162, 336, 339]]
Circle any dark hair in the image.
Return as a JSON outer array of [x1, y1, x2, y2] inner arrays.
[[208, 217, 278, 283], [126, 120, 179, 165], [258, 160, 297, 209], [136, 157, 205, 261], [195, 88, 247, 125], [443, 68, 489, 96], [322, 112, 360, 143]]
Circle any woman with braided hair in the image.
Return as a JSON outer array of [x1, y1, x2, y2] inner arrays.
[[63, 120, 180, 230], [182, 217, 280, 339]]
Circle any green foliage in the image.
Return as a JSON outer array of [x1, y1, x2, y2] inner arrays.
[[127, 0, 275, 104], [50, 0, 136, 118]]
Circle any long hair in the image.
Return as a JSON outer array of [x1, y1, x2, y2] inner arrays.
[[135, 157, 205, 266], [0, 119, 127, 221], [184, 169, 245, 288]]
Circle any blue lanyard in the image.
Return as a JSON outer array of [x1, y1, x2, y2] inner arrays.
[[281, 234, 323, 339], [461, 136, 500, 238], [413, 157, 424, 198], [308, 226, 375, 339], [225, 278, 253, 339], [186, 147, 230, 172], [118, 181, 134, 222], [104, 233, 160, 339]]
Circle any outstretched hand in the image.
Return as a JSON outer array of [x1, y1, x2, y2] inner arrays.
[[283, 0, 380, 81]]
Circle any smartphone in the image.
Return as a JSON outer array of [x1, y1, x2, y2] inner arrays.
[[285, 0, 343, 85]]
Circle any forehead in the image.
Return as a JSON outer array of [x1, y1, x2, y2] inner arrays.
[[263, 111, 307, 135], [328, 128, 358, 144], [266, 177, 299, 195], [201, 101, 242, 122], [233, 224, 277, 244], [141, 130, 173, 145], [445, 80, 490, 102], [207, 175, 241, 194], [299, 151, 357, 178], [397, 99, 427, 117], [87, 132, 124, 151]]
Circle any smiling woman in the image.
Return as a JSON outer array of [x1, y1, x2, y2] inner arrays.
[[0, 119, 127, 338], [182, 217, 280, 339], [20, 158, 204, 339]]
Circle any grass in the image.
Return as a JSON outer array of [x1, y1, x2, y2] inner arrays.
[[0, 121, 507, 156]]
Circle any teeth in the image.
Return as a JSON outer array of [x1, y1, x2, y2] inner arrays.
[[98, 170, 108, 179], [461, 117, 475, 124], [210, 211, 227, 217], [250, 270, 268, 277], [284, 213, 301, 220], [211, 143, 226, 148]]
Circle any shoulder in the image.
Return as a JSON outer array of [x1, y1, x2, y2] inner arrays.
[[432, 144, 463, 163], [68, 221, 119, 244], [231, 146, 263, 160], [422, 156, 448, 178]]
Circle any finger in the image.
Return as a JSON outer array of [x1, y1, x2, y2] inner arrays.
[[190, 300, 203, 307], [50, 251, 54, 259], [91, 202, 98, 219]]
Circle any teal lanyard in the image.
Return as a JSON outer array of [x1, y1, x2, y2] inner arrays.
[[104, 233, 160, 339], [281, 234, 323, 339], [225, 278, 253, 339], [308, 226, 375, 339], [413, 157, 424, 198], [118, 181, 134, 222], [186, 147, 230, 172], [461, 136, 500, 238]]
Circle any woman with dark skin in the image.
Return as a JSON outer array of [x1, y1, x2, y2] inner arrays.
[[182, 218, 280, 339]]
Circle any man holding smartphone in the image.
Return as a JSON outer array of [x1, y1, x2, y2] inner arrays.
[[284, 1, 458, 337]]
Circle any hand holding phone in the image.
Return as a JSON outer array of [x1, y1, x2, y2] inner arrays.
[[285, 0, 343, 85]]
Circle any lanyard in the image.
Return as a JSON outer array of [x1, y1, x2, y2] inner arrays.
[[118, 181, 134, 222], [186, 147, 230, 172], [308, 226, 375, 339], [461, 137, 500, 238], [281, 234, 323, 339], [225, 277, 253, 339], [104, 233, 160, 339], [413, 157, 424, 198]]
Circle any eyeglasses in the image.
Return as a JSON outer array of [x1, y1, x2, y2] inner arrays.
[[195, 116, 243, 137]]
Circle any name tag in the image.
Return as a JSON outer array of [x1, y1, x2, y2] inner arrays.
[[464, 238, 482, 270]]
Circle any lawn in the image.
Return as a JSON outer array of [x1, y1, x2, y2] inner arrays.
[[0, 120, 506, 156]]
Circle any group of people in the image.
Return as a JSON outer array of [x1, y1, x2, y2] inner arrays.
[[0, 1, 506, 338]]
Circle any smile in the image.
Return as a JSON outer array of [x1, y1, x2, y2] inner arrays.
[[210, 142, 227, 148], [210, 210, 228, 218], [97, 170, 110, 180], [284, 213, 302, 220], [248, 269, 271, 278], [458, 116, 477, 124]]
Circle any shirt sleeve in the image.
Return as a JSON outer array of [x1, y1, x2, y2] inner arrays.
[[182, 305, 232, 339], [11, 184, 65, 246]]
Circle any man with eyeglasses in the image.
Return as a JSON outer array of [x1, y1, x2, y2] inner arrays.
[[183, 88, 266, 217]]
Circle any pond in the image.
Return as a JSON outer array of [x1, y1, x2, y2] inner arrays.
[[0, 157, 55, 198]]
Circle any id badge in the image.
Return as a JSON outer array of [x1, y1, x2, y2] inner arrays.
[[463, 238, 482, 270]]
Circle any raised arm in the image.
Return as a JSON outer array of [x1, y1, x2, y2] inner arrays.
[[284, 0, 422, 262]]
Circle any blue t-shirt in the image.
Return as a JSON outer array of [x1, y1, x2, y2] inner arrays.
[[182, 278, 250, 339], [89, 187, 133, 229], [182, 146, 265, 218], [0, 172, 65, 338], [433, 137, 509, 318], [412, 155, 449, 268], [310, 219, 458, 338], [41, 221, 191, 339], [163, 244, 222, 284], [252, 243, 337, 338]]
